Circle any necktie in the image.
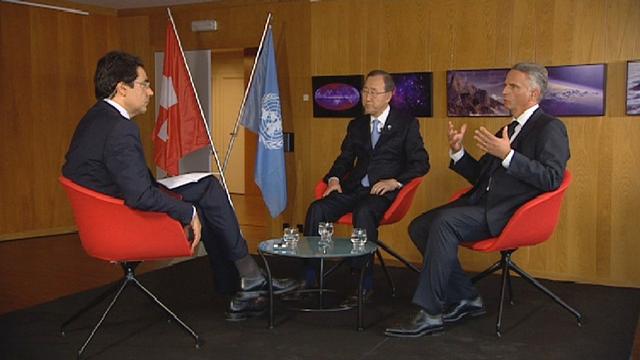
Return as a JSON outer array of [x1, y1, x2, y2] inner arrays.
[[361, 119, 381, 187], [371, 119, 381, 148], [506, 120, 519, 140]]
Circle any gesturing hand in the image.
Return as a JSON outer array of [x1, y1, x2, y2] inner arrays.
[[448, 121, 467, 152], [473, 125, 512, 159]]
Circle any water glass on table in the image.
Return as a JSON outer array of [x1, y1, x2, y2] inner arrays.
[[350, 228, 367, 252]]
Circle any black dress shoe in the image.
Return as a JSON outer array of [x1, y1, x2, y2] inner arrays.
[[238, 276, 299, 299], [384, 310, 444, 338], [225, 295, 267, 322], [443, 296, 486, 324], [340, 288, 374, 308]]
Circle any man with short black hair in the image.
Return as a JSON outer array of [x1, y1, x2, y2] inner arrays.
[[304, 69, 430, 305], [63, 51, 297, 320]]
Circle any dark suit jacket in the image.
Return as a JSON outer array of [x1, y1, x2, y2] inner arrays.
[[325, 108, 430, 193], [451, 108, 570, 236], [62, 101, 193, 225]]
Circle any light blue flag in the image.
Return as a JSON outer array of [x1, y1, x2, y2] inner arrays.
[[239, 26, 287, 218]]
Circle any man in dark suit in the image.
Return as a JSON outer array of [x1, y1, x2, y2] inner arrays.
[[304, 70, 430, 305], [385, 63, 570, 337], [62, 51, 296, 321]]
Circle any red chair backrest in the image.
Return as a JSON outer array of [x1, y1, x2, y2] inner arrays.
[[59, 176, 192, 262], [314, 176, 424, 225], [455, 171, 572, 252]]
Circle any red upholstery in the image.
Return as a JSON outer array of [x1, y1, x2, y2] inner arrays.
[[314, 176, 424, 225], [59, 176, 192, 262], [451, 171, 572, 252]]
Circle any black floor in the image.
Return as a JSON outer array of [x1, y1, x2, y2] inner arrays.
[[1, 256, 638, 360]]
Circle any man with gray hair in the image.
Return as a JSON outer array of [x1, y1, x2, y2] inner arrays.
[[385, 63, 569, 337]]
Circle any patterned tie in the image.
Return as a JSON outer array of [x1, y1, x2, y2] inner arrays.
[[361, 119, 381, 187]]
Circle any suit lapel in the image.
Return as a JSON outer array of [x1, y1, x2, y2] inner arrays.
[[511, 108, 542, 149], [374, 109, 398, 150]]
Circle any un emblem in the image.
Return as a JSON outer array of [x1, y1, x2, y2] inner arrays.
[[259, 93, 283, 150]]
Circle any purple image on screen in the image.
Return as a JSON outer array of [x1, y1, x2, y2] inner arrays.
[[314, 83, 361, 111], [390, 72, 432, 117]]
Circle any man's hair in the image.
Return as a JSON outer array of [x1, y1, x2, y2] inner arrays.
[[511, 63, 548, 101], [94, 51, 144, 100], [365, 69, 395, 92]]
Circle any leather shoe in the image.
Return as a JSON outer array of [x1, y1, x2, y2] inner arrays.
[[339, 288, 374, 308], [238, 276, 299, 300], [225, 295, 267, 322], [384, 310, 444, 338], [443, 296, 486, 324]]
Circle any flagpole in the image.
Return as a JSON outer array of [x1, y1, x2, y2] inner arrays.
[[222, 12, 272, 173], [166, 8, 235, 210]]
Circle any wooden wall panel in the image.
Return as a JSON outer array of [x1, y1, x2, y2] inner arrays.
[[0, 2, 119, 240], [2, 0, 638, 287], [309, 0, 640, 287]]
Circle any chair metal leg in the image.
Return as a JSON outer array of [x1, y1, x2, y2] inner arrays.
[[130, 277, 200, 347], [375, 250, 396, 296], [471, 259, 502, 283], [375, 240, 421, 273], [66, 262, 200, 357], [506, 268, 514, 305], [76, 275, 130, 357], [61, 282, 121, 335], [508, 260, 582, 326], [495, 253, 511, 338]]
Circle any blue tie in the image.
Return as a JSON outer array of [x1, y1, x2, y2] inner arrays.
[[361, 119, 381, 187], [371, 119, 381, 148]]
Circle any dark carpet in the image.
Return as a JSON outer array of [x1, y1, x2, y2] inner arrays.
[[0, 256, 638, 360]]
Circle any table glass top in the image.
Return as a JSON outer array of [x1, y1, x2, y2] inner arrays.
[[259, 236, 377, 258]]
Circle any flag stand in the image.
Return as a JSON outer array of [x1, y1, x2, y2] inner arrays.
[[166, 8, 235, 210], [221, 13, 272, 173]]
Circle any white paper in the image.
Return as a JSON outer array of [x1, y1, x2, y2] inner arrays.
[[157, 172, 213, 189]]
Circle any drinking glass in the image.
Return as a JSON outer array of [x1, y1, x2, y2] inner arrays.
[[324, 222, 334, 241]]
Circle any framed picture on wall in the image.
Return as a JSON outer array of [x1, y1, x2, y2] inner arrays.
[[312, 75, 364, 118], [446, 68, 510, 117], [540, 63, 607, 117], [390, 72, 433, 117], [627, 60, 640, 116]]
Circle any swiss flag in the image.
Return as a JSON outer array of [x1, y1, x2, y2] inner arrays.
[[152, 20, 209, 176]]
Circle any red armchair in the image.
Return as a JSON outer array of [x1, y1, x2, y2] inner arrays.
[[314, 177, 424, 294], [451, 171, 582, 337], [59, 176, 200, 356]]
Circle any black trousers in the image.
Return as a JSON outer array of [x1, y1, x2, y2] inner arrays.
[[303, 186, 394, 288], [173, 176, 248, 294], [408, 197, 494, 314]]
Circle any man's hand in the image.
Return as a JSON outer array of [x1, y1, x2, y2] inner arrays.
[[323, 178, 343, 197], [188, 210, 202, 252], [448, 121, 467, 153], [473, 125, 512, 159], [370, 179, 401, 195]]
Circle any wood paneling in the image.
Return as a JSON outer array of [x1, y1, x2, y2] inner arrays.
[[0, 2, 119, 241], [2, 0, 639, 288], [309, 0, 640, 287]]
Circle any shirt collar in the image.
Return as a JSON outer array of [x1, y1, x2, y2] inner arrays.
[[104, 99, 131, 120], [370, 105, 390, 129], [513, 104, 539, 127]]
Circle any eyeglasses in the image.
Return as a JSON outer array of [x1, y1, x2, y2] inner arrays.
[[134, 80, 151, 89], [361, 88, 389, 97]]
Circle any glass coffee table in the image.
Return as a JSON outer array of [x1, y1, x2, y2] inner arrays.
[[258, 236, 378, 331]]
